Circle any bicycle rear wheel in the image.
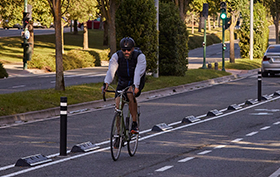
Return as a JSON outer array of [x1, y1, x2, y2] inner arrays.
[[110, 113, 123, 161], [127, 114, 139, 156]]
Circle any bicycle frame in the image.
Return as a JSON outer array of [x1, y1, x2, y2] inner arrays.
[[115, 88, 132, 143], [103, 85, 139, 161]]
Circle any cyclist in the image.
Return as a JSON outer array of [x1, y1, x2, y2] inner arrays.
[[103, 37, 146, 134]]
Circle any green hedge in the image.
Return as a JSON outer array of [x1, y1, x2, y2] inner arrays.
[[115, 0, 157, 72], [28, 49, 108, 71], [159, 2, 188, 76], [238, 2, 269, 58]]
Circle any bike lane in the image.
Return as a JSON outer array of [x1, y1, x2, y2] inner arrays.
[[0, 76, 279, 176]]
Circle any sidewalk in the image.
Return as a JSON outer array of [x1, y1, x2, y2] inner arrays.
[[3, 62, 47, 77], [3, 60, 110, 78]]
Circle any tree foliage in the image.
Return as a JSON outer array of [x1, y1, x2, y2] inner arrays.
[[115, 0, 157, 72], [238, 2, 269, 58], [0, 0, 53, 27], [159, 2, 188, 76]]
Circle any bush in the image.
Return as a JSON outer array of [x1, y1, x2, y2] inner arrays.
[[159, 2, 188, 76], [28, 49, 108, 71], [0, 63, 8, 78], [188, 33, 221, 50], [238, 3, 269, 58], [28, 53, 56, 71], [115, 0, 157, 72]]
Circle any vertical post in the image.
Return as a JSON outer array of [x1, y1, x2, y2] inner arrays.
[[23, 0, 28, 70], [222, 19, 225, 71], [258, 71, 262, 101], [250, 0, 254, 60], [60, 97, 67, 156], [153, 0, 159, 78], [202, 17, 207, 69], [202, 3, 208, 69]]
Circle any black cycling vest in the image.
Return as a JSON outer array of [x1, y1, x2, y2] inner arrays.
[[116, 49, 142, 81]]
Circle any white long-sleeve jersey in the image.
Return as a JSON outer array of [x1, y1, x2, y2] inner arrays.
[[104, 52, 146, 89]]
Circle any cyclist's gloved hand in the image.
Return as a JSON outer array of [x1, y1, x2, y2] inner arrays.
[[132, 84, 139, 95], [101, 83, 108, 93]]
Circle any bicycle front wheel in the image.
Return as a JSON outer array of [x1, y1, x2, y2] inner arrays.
[[127, 114, 139, 156], [110, 113, 123, 161]]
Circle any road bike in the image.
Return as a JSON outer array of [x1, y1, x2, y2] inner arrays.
[[102, 85, 140, 161]]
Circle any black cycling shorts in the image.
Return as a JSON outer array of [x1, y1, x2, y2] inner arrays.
[[115, 76, 145, 99]]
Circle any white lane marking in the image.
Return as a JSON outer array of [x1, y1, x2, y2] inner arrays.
[[2, 96, 280, 176], [50, 81, 55, 84], [178, 157, 195, 163], [250, 112, 273, 115], [214, 145, 226, 149], [1, 147, 110, 177], [273, 121, 280, 125], [0, 165, 14, 171], [260, 126, 270, 130], [198, 150, 212, 155], [232, 138, 243, 143], [12, 85, 25, 88], [155, 165, 174, 172], [269, 167, 280, 177], [255, 109, 280, 112], [246, 131, 258, 136]]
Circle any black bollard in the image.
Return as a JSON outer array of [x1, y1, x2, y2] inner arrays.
[[215, 62, 218, 70], [258, 71, 262, 101], [60, 97, 67, 156]]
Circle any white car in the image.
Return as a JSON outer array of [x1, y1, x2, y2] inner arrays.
[[261, 44, 280, 77]]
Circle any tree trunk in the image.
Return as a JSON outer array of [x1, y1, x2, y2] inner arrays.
[[213, 14, 216, 29], [54, 0, 65, 91], [179, 0, 184, 21], [198, 13, 203, 32], [108, 0, 117, 57], [61, 22, 64, 54], [191, 13, 194, 34], [229, 15, 236, 63], [103, 20, 108, 46], [83, 22, 88, 50], [74, 19, 78, 35], [208, 16, 211, 31], [274, 14, 279, 44], [27, 22, 34, 53]]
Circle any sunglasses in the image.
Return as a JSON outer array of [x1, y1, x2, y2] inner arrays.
[[122, 48, 132, 52]]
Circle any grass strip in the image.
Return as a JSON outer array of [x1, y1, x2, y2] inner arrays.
[[0, 69, 230, 116]]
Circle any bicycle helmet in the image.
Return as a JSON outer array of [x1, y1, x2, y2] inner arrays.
[[120, 37, 135, 50]]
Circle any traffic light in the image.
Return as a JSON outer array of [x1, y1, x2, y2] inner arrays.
[[220, 2, 227, 20], [222, 43, 226, 50]]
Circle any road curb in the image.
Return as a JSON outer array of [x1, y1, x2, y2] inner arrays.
[[0, 69, 258, 126]]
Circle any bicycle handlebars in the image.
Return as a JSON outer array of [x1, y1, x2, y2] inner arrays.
[[102, 84, 136, 103]]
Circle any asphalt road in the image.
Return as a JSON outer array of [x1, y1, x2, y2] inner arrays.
[[0, 74, 280, 176], [0, 67, 107, 94], [0, 27, 76, 38]]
